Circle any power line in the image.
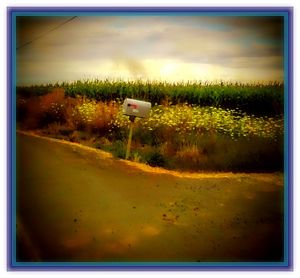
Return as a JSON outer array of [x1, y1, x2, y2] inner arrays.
[[17, 16, 77, 50]]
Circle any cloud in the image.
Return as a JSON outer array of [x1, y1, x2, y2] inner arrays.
[[222, 16, 284, 41], [16, 15, 284, 85], [114, 58, 147, 78], [181, 16, 283, 41]]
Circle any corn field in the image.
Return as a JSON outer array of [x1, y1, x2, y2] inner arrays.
[[17, 79, 284, 116]]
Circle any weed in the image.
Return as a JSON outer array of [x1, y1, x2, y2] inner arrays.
[[109, 140, 126, 159], [145, 150, 167, 168]]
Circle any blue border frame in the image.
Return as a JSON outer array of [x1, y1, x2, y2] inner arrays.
[[7, 6, 293, 271]]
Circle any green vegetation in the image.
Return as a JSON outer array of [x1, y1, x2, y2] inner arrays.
[[17, 79, 284, 116], [16, 80, 284, 172]]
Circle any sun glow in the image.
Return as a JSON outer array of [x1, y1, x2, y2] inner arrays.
[[159, 62, 178, 77]]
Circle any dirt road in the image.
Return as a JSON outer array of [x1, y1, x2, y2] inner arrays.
[[16, 132, 284, 263]]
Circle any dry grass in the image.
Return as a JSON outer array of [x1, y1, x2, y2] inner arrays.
[[175, 145, 208, 170], [39, 89, 65, 112], [19, 89, 67, 129], [91, 101, 119, 132]]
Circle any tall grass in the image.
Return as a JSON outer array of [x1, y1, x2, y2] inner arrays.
[[17, 79, 284, 116]]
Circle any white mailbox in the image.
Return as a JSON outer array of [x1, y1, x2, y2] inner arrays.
[[122, 98, 151, 118]]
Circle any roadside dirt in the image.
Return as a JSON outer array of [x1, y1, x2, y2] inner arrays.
[[16, 131, 284, 262]]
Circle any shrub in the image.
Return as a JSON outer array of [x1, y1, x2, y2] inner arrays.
[[168, 135, 283, 172], [93, 137, 112, 149], [72, 98, 97, 130], [16, 97, 28, 122], [132, 151, 143, 163], [69, 130, 89, 142], [90, 101, 118, 133], [39, 89, 66, 126], [63, 96, 80, 129], [104, 140, 126, 159], [18, 97, 41, 129], [145, 150, 167, 168], [71, 98, 118, 134], [175, 145, 206, 168]]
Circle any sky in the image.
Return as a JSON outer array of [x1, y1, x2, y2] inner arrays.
[[16, 14, 284, 85]]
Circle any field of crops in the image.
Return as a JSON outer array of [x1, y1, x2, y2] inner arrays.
[[16, 80, 284, 172], [17, 79, 284, 116]]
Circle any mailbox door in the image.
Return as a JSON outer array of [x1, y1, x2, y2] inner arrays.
[[123, 98, 151, 118]]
